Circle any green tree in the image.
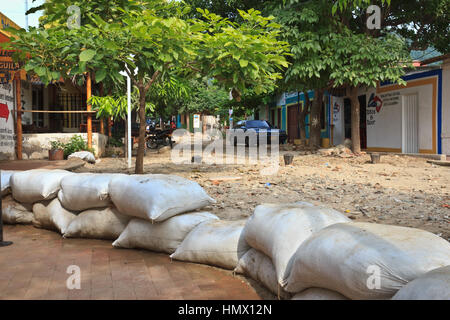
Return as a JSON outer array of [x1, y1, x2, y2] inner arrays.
[[330, 0, 412, 153], [7, 1, 289, 173]]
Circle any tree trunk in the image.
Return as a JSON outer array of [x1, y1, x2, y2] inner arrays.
[[309, 88, 324, 149], [135, 84, 147, 174], [349, 86, 361, 154]]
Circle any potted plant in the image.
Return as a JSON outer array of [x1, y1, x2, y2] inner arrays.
[[49, 140, 65, 161]]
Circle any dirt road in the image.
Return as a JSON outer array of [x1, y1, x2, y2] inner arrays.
[[75, 150, 450, 241]]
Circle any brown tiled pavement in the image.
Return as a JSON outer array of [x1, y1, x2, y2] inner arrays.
[[0, 158, 86, 171], [0, 225, 261, 300]]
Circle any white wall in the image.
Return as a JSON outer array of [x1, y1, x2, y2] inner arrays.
[[364, 77, 435, 152]]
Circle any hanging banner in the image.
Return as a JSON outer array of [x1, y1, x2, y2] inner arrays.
[[0, 82, 15, 159]]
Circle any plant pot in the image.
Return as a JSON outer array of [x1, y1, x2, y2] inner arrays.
[[284, 153, 294, 166], [370, 153, 381, 164], [49, 149, 64, 161]]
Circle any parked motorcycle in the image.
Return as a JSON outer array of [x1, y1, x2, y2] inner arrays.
[[145, 125, 173, 149]]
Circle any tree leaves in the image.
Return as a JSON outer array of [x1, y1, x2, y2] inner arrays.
[[79, 49, 96, 62]]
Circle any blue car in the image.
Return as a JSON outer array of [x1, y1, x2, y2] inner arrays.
[[229, 120, 288, 146]]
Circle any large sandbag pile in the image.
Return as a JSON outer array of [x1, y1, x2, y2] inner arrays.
[[234, 248, 291, 299], [1, 170, 17, 196], [285, 222, 450, 299], [113, 212, 218, 254], [171, 220, 250, 270], [291, 288, 349, 300], [243, 203, 350, 287], [392, 266, 450, 300], [64, 207, 130, 240], [58, 173, 118, 211], [32, 198, 77, 234], [109, 174, 216, 222], [11, 169, 73, 203], [1, 195, 34, 225]]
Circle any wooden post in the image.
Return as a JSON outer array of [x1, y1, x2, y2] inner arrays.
[[108, 117, 112, 137], [107, 88, 112, 138], [86, 72, 92, 148], [15, 73, 22, 160], [99, 83, 105, 135]]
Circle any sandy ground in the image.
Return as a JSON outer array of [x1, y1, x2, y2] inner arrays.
[[75, 146, 450, 242]]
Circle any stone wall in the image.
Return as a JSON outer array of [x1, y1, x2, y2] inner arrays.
[[21, 133, 108, 160]]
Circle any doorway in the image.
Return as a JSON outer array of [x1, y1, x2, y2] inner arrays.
[[287, 105, 298, 142], [343, 96, 367, 149], [359, 94, 367, 149], [402, 94, 419, 154], [277, 108, 281, 129]]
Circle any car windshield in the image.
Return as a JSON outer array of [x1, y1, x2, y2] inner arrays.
[[246, 120, 271, 129]]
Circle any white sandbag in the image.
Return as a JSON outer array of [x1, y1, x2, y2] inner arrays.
[[1, 195, 34, 225], [170, 220, 250, 270], [58, 173, 117, 211], [109, 174, 216, 222], [113, 212, 218, 254], [234, 248, 291, 299], [291, 288, 349, 300], [285, 222, 450, 300], [1, 170, 18, 196], [243, 203, 350, 286], [32, 198, 77, 234], [64, 207, 130, 240], [392, 266, 450, 300], [11, 169, 73, 203], [68, 151, 96, 163]]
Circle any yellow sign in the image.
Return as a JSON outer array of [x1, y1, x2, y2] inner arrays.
[[0, 12, 21, 31]]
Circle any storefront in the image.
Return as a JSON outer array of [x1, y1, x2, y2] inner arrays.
[[330, 67, 446, 155], [0, 11, 107, 161]]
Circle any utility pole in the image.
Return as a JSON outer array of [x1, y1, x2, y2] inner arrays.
[[24, 0, 29, 31]]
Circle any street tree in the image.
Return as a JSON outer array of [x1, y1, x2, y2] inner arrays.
[[7, 1, 289, 173]]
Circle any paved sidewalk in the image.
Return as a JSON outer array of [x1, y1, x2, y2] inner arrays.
[[0, 158, 86, 171], [0, 225, 261, 300]]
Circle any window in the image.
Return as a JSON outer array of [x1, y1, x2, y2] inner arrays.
[[32, 85, 44, 127]]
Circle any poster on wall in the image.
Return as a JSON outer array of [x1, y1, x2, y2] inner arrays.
[[0, 82, 15, 159], [193, 114, 200, 129]]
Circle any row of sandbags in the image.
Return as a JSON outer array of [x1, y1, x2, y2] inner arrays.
[[2, 169, 450, 300], [1, 169, 248, 269], [235, 202, 450, 300]]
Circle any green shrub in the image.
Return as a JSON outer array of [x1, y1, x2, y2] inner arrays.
[[62, 135, 95, 158], [107, 136, 124, 147]]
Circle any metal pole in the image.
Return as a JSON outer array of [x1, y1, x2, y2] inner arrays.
[[0, 171, 13, 247], [127, 75, 132, 169], [24, 0, 29, 31]]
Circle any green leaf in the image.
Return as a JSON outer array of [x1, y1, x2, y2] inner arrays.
[[79, 49, 96, 62], [95, 69, 107, 83], [239, 59, 249, 68]]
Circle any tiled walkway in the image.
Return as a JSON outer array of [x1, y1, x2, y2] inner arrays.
[[0, 158, 86, 171], [0, 225, 261, 300]]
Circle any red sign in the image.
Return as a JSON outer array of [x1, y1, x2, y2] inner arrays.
[[0, 103, 9, 122]]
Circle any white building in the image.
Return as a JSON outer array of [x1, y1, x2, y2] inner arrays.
[[332, 55, 450, 155]]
